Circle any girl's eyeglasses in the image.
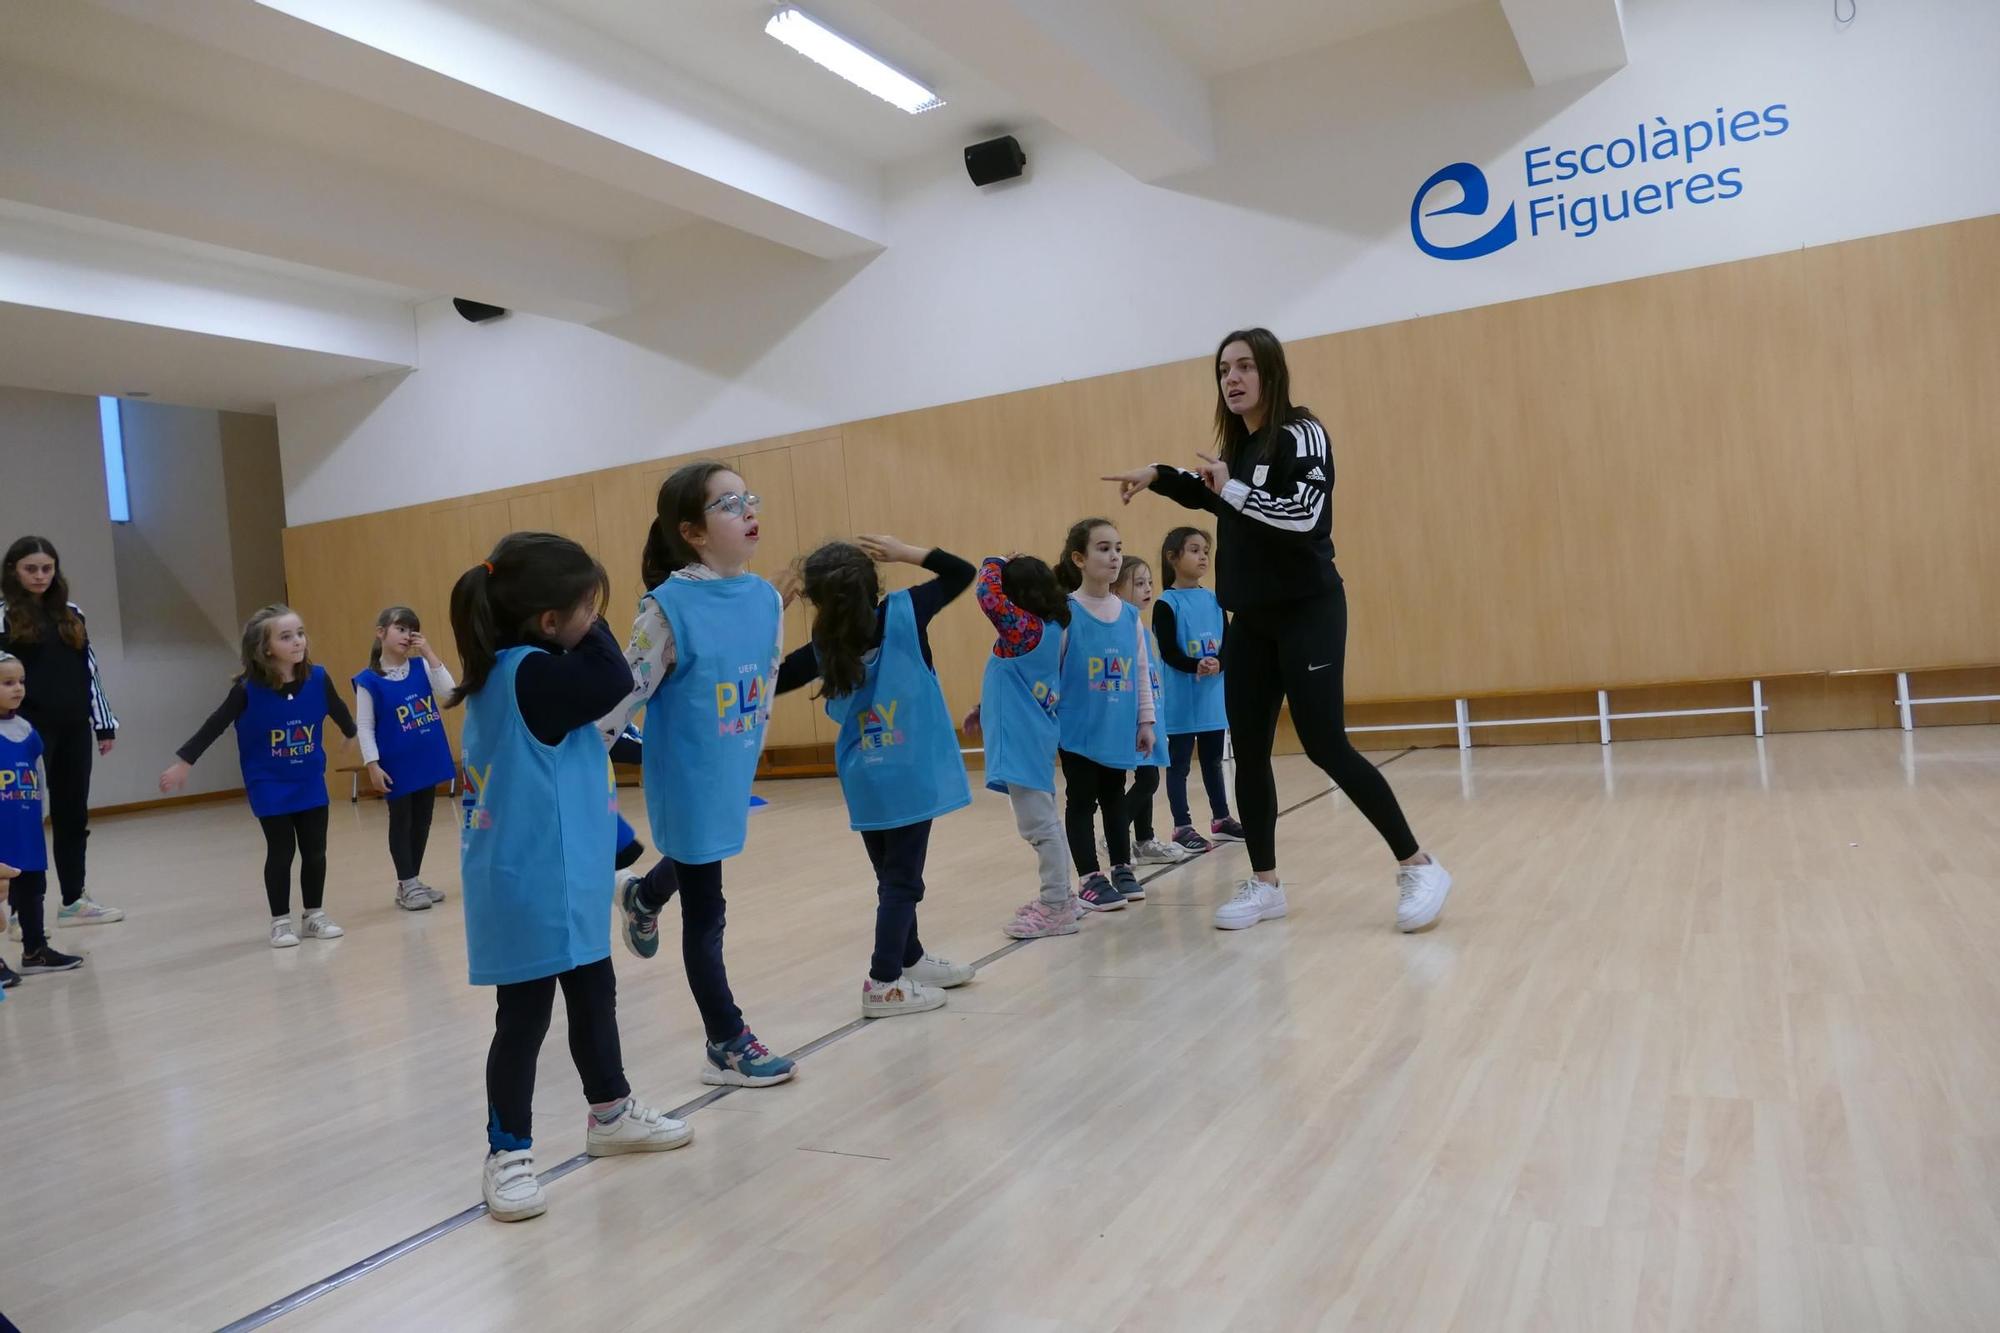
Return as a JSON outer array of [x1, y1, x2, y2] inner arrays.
[[703, 492, 760, 519]]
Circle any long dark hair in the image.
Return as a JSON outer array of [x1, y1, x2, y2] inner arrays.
[[799, 541, 879, 700], [999, 556, 1069, 627], [1213, 327, 1315, 468], [367, 605, 421, 674], [239, 604, 312, 690], [2, 536, 87, 650], [1054, 517, 1115, 594], [1159, 526, 1211, 589], [641, 460, 733, 588], [448, 532, 610, 706]]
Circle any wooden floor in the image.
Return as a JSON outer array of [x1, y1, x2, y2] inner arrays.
[[5, 727, 2000, 1332]]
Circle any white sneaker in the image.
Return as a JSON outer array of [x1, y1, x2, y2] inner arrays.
[[395, 881, 432, 912], [1214, 878, 1287, 931], [416, 879, 446, 905], [1396, 856, 1453, 933], [269, 916, 300, 949], [483, 1149, 546, 1222], [300, 910, 345, 940], [585, 1098, 692, 1156], [57, 895, 124, 926], [905, 953, 974, 989], [861, 973, 946, 1018], [1133, 838, 1189, 865]]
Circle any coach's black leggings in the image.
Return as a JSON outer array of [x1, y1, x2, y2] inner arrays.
[[1225, 583, 1418, 871]]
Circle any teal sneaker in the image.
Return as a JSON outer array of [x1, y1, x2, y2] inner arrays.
[[618, 876, 660, 961], [701, 1029, 795, 1087]]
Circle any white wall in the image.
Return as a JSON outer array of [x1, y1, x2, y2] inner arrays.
[[277, 0, 2000, 524], [0, 389, 286, 808]]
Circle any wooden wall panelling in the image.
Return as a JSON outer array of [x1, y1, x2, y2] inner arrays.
[[784, 436, 854, 745], [1802, 221, 2000, 670], [506, 483, 600, 553], [591, 464, 657, 625], [1554, 251, 1821, 683], [1312, 302, 1581, 699]]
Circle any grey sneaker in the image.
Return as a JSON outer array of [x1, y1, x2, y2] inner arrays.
[[1110, 864, 1144, 902]]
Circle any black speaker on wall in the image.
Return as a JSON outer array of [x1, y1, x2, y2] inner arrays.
[[452, 298, 509, 324], [965, 135, 1026, 187]]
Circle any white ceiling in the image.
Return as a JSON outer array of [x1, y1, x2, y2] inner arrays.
[[539, 0, 1038, 164], [1105, 0, 1484, 78], [0, 301, 407, 416], [1, 0, 692, 244], [0, 0, 1624, 415]]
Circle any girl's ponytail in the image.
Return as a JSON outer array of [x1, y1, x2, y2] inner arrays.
[[447, 564, 499, 706], [800, 541, 880, 701]]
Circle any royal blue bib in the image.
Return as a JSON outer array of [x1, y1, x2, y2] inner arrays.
[[353, 665, 457, 794], [0, 723, 47, 872], [234, 668, 332, 818]]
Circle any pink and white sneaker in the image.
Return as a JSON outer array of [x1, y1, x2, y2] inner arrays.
[[1006, 897, 1081, 939]]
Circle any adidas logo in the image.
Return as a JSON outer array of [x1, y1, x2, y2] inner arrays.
[[1304, 466, 1327, 483]]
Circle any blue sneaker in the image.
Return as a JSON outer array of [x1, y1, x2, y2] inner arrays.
[[618, 876, 660, 961], [701, 1029, 795, 1087], [1077, 872, 1127, 912]]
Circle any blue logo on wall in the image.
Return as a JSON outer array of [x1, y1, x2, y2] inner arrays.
[[1410, 162, 1517, 261], [1410, 101, 1790, 261]]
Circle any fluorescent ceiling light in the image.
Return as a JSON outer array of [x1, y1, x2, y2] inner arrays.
[[765, 7, 944, 114]]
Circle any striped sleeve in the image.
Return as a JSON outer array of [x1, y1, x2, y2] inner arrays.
[[77, 606, 119, 735], [1219, 419, 1331, 540]]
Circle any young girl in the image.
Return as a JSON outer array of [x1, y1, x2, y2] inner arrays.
[[781, 536, 975, 1018], [1155, 527, 1242, 852], [599, 462, 795, 1088], [1055, 518, 1157, 912], [451, 531, 689, 1223], [160, 606, 356, 947], [973, 554, 1079, 938], [2, 651, 84, 981], [1112, 557, 1186, 869], [354, 607, 458, 912]]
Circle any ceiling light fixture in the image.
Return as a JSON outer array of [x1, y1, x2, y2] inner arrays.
[[764, 7, 944, 115]]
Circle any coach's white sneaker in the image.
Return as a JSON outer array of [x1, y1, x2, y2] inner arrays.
[[1214, 878, 1287, 930], [269, 916, 300, 948], [1396, 856, 1453, 932]]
